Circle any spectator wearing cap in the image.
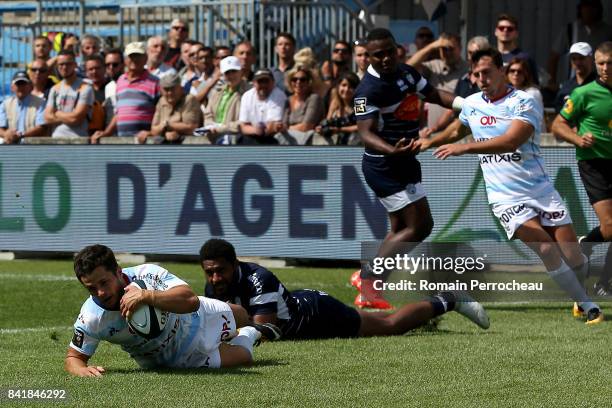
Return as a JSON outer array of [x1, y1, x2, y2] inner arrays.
[[353, 40, 369, 79], [165, 18, 189, 69], [494, 13, 539, 84], [547, 0, 611, 89], [0, 71, 46, 144], [555, 42, 597, 113], [234, 41, 257, 82], [238, 69, 287, 144], [203, 56, 249, 144], [91, 42, 160, 144], [144, 73, 201, 144], [271, 33, 296, 93], [44, 50, 94, 138], [146, 36, 177, 80], [28, 58, 54, 101]]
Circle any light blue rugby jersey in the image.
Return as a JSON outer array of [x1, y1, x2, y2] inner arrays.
[[69, 264, 202, 369], [458, 88, 554, 205]]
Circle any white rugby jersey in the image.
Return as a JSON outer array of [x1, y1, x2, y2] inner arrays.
[[458, 87, 554, 205], [69, 264, 206, 369]]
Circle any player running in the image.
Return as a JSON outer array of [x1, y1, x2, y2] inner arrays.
[[201, 239, 489, 340], [422, 48, 603, 324], [552, 41, 612, 297], [65, 244, 281, 377], [352, 28, 466, 309]]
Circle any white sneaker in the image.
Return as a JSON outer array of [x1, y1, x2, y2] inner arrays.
[[453, 292, 490, 329]]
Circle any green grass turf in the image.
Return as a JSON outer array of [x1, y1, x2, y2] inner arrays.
[[0, 259, 610, 408]]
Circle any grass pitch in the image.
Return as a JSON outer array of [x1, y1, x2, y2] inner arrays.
[[0, 259, 610, 408]]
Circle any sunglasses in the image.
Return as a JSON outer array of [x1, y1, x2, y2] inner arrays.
[[291, 76, 308, 83], [172, 26, 188, 32], [30, 68, 48, 73], [497, 25, 515, 32], [333, 48, 350, 54], [105, 62, 121, 68]]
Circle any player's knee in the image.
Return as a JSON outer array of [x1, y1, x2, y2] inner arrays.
[[537, 242, 557, 260], [229, 304, 251, 327]]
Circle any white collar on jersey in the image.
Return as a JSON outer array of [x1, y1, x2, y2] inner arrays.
[[481, 85, 515, 103], [367, 64, 380, 78]]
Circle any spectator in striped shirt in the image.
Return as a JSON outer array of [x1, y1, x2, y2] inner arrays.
[[91, 42, 160, 144]]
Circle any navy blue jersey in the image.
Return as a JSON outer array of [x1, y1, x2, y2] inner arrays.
[[354, 64, 433, 155], [205, 262, 360, 339]]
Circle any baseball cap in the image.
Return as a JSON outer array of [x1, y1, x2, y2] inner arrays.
[[124, 41, 146, 57], [569, 42, 593, 57], [160, 72, 181, 88], [220, 56, 242, 74], [253, 68, 273, 80], [12, 71, 31, 85]]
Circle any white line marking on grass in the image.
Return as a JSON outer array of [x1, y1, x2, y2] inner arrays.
[[0, 326, 72, 334], [0, 273, 74, 281]]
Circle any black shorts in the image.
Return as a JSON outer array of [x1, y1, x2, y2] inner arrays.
[[282, 289, 361, 340], [578, 159, 612, 205], [362, 154, 422, 198]]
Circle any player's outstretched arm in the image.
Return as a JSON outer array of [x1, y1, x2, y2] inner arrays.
[[120, 284, 200, 318], [64, 348, 105, 377], [435, 120, 533, 159], [418, 119, 470, 152], [252, 312, 278, 326], [551, 114, 595, 148], [423, 88, 462, 111]]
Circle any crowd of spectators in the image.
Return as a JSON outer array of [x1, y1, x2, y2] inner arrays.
[[0, 0, 610, 145]]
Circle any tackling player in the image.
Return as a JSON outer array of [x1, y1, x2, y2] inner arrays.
[[65, 244, 280, 377], [552, 41, 612, 296], [423, 48, 603, 324], [201, 239, 490, 340], [352, 28, 465, 309]]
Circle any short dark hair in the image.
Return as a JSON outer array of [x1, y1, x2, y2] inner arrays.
[[335, 40, 352, 54], [57, 50, 76, 60], [74, 244, 119, 281], [34, 35, 51, 46], [471, 47, 504, 68], [276, 32, 296, 47], [366, 28, 396, 44], [339, 71, 360, 89], [104, 47, 124, 62], [85, 54, 104, 66], [496, 13, 519, 30], [201, 46, 214, 55], [199, 239, 237, 263], [596, 41, 612, 55]]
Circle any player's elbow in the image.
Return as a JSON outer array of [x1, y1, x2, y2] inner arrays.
[[187, 295, 200, 313]]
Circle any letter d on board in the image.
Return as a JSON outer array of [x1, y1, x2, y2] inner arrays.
[[107, 163, 146, 234]]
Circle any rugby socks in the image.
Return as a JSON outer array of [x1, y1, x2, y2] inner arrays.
[[427, 292, 456, 317], [584, 226, 604, 243], [229, 326, 260, 357], [574, 254, 590, 284], [548, 260, 598, 312]]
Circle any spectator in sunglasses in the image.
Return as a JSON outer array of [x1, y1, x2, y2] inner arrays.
[[165, 18, 189, 69], [494, 13, 539, 84], [28, 58, 54, 101], [321, 40, 353, 89]]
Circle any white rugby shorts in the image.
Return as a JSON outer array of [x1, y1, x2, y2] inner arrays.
[[491, 191, 572, 239], [183, 297, 237, 368], [380, 182, 426, 212]]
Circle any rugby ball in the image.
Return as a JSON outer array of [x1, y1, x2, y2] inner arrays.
[[126, 279, 168, 339]]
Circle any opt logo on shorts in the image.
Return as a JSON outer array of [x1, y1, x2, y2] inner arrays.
[[480, 116, 497, 126]]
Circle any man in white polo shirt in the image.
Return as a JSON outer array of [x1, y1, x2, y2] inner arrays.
[[238, 68, 286, 144]]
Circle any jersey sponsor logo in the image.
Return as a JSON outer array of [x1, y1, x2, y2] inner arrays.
[[396, 79, 408, 91], [562, 99, 574, 115], [498, 204, 527, 224], [479, 153, 522, 164], [220, 314, 232, 341], [72, 329, 84, 348], [536, 209, 565, 221], [479, 116, 497, 126], [516, 99, 529, 113], [394, 94, 419, 121], [405, 73, 415, 85], [354, 98, 367, 114]]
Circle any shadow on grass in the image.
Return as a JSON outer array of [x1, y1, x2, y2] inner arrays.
[[105, 358, 287, 376]]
